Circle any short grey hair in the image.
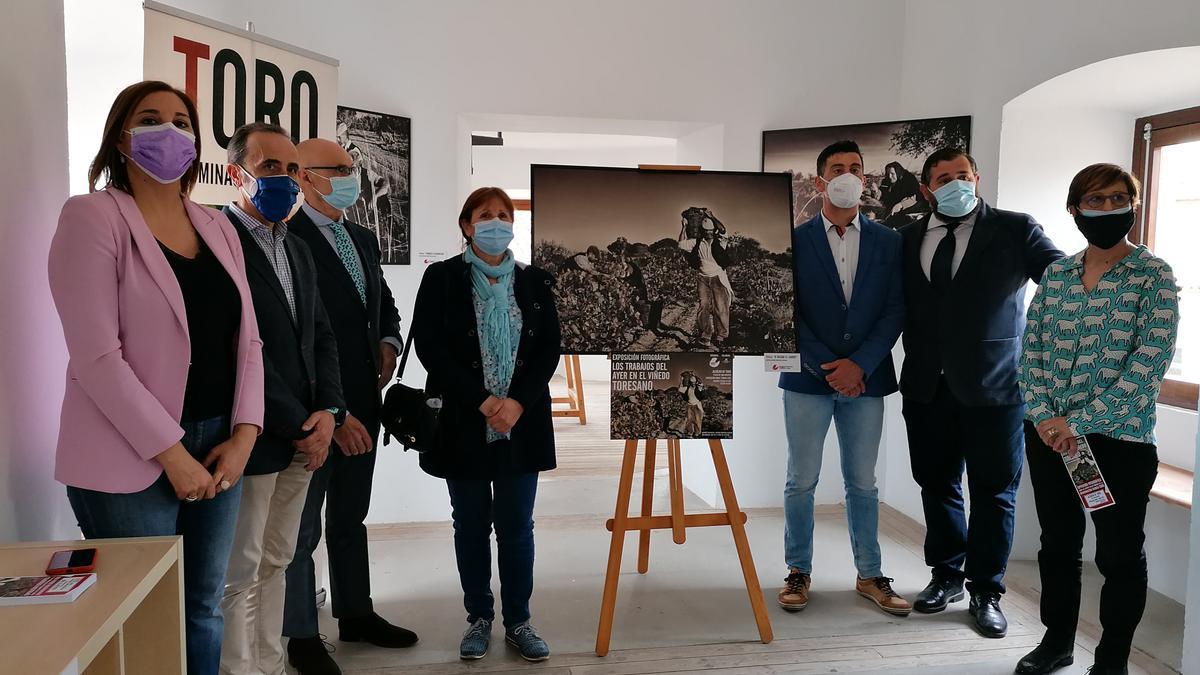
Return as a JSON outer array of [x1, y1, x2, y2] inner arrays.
[[227, 121, 291, 166]]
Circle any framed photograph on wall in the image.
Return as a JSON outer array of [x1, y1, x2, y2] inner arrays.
[[532, 165, 795, 355], [336, 105, 412, 264], [762, 115, 971, 229]]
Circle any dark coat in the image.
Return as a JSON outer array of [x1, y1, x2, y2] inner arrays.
[[899, 202, 1065, 407], [288, 208, 403, 436], [224, 208, 344, 475], [412, 254, 561, 479]]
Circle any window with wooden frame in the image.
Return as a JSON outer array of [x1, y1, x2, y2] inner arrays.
[[1132, 105, 1200, 410]]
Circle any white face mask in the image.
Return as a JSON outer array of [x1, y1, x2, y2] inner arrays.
[[822, 173, 863, 210]]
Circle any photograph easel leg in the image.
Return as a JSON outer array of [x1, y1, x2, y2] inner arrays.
[[595, 438, 774, 656]]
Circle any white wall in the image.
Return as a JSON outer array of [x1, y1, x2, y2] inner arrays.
[[0, 3, 76, 542]]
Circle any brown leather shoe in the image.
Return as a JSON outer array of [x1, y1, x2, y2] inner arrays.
[[856, 576, 912, 616], [778, 568, 810, 611]]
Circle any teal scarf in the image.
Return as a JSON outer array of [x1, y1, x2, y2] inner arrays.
[[464, 246, 518, 393]]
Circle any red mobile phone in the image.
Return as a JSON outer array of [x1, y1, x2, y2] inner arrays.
[[46, 548, 98, 575]]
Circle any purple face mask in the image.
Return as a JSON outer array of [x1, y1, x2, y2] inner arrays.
[[124, 123, 198, 184]]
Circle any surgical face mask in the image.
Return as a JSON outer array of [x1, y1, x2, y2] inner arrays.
[[238, 167, 300, 223], [1075, 205, 1134, 250], [309, 171, 361, 211], [124, 123, 197, 184], [471, 218, 514, 256], [822, 173, 864, 210], [931, 179, 979, 218]]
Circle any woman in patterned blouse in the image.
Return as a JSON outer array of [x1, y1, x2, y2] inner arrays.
[[1015, 164, 1179, 675]]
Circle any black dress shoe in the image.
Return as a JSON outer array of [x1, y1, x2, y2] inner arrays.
[[1015, 639, 1074, 674], [913, 573, 965, 614], [287, 635, 342, 675], [969, 591, 1008, 638], [339, 612, 419, 648]]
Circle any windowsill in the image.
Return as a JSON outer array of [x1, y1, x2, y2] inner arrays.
[[1152, 463, 1193, 509]]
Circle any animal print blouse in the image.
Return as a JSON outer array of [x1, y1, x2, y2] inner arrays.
[[1019, 245, 1179, 444]]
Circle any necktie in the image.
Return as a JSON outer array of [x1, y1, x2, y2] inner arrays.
[[930, 220, 961, 293], [328, 221, 366, 305]]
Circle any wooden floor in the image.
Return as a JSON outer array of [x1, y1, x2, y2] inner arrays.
[[335, 375, 1181, 675]]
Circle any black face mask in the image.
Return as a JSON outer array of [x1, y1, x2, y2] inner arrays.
[[1074, 208, 1135, 250]]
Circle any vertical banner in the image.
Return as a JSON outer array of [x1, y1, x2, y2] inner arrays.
[[143, 3, 339, 206]]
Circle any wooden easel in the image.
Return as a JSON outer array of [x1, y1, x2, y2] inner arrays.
[[552, 354, 587, 424], [595, 437, 773, 656]]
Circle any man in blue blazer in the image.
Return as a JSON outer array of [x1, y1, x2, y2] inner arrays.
[[899, 148, 1064, 639], [777, 141, 908, 617]]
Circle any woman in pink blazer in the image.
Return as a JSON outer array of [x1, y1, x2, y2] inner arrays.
[[48, 81, 264, 675]]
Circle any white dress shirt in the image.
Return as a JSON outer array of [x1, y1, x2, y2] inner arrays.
[[920, 210, 978, 280], [822, 213, 860, 303]]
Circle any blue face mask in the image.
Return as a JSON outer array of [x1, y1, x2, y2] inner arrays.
[[309, 171, 361, 211], [471, 218, 514, 256], [239, 167, 300, 223], [932, 179, 979, 218]]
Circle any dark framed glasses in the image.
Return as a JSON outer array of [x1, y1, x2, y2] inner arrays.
[[1081, 192, 1131, 209], [306, 165, 356, 177]]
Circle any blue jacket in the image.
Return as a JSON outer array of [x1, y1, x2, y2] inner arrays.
[[779, 212, 904, 397]]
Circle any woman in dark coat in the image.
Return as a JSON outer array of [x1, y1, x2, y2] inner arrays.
[[412, 187, 561, 663], [879, 161, 925, 229]]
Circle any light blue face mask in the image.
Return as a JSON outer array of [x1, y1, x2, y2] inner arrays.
[[309, 171, 361, 211], [932, 179, 979, 218], [471, 218, 514, 256]]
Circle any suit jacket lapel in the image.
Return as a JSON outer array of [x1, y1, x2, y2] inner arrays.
[[955, 203, 999, 283], [109, 189, 188, 333], [905, 215, 931, 287], [806, 218, 847, 304], [849, 213, 876, 304], [225, 208, 297, 331], [286, 235, 311, 335], [293, 210, 369, 314]]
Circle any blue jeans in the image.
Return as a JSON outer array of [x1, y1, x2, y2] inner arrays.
[[446, 472, 538, 628], [782, 391, 884, 579], [66, 416, 242, 675]]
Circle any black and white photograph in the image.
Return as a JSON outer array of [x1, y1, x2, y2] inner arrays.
[[610, 353, 734, 440], [336, 105, 412, 264], [532, 165, 795, 355], [762, 115, 971, 229]]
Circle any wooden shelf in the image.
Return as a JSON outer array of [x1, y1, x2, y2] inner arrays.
[[0, 537, 184, 675], [1151, 463, 1193, 509]]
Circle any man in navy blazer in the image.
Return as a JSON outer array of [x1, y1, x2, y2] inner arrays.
[[898, 148, 1064, 639], [776, 141, 909, 617]]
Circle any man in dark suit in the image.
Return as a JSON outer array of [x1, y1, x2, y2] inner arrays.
[[218, 122, 346, 675], [777, 141, 909, 618], [899, 148, 1064, 638], [282, 138, 410, 675]]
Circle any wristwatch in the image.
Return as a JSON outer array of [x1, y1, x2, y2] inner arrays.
[[326, 407, 347, 427]]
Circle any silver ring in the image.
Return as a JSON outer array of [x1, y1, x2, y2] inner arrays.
[[185, 495, 199, 502], [220, 480, 231, 492]]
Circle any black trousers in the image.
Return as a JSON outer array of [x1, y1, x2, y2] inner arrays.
[[903, 378, 1025, 594], [1025, 422, 1158, 667], [283, 426, 380, 638]]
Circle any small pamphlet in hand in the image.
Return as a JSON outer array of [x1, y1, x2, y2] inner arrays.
[[0, 573, 97, 606], [1061, 436, 1116, 511]]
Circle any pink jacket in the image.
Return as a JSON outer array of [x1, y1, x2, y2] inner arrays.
[[48, 188, 265, 493]]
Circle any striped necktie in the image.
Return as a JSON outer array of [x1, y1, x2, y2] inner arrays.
[[328, 221, 366, 305]]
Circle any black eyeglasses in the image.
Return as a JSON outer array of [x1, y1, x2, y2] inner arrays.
[[1081, 193, 1132, 209], [306, 165, 356, 177]]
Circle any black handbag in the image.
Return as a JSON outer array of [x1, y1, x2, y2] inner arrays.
[[380, 330, 441, 453]]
